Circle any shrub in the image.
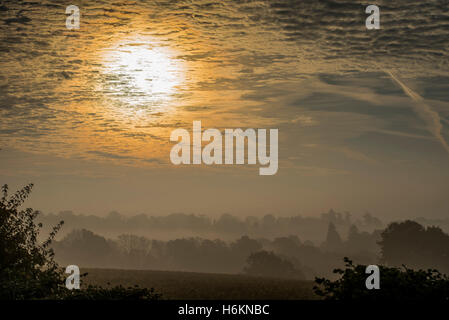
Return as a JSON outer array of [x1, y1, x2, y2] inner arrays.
[[0, 184, 160, 300], [244, 250, 305, 279], [0, 184, 64, 299], [313, 257, 449, 301]]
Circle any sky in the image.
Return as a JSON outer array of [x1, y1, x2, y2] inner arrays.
[[0, 0, 448, 219]]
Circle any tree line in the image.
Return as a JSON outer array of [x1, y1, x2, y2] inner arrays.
[[39, 209, 385, 243], [51, 220, 449, 279]]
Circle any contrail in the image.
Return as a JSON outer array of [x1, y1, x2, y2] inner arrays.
[[385, 70, 449, 155]]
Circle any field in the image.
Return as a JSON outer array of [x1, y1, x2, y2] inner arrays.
[[83, 268, 319, 300]]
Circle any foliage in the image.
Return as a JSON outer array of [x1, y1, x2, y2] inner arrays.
[[0, 184, 160, 300], [379, 220, 449, 274], [0, 184, 64, 299], [314, 257, 449, 301]]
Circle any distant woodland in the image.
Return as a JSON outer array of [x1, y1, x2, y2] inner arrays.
[[36, 210, 449, 280]]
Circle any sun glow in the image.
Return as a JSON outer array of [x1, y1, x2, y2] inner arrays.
[[101, 40, 184, 112]]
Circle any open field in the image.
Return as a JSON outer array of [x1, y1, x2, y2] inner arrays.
[[83, 268, 319, 300]]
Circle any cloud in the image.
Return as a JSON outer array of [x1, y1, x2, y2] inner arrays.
[[0, 0, 448, 166], [385, 70, 449, 155], [86, 151, 137, 160], [265, 0, 449, 64]]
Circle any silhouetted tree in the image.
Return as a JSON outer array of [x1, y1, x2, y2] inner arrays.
[[116, 234, 153, 269], [322, 222, 343, 252], [361, 212, 382, 229], [231, 235, 262, 263], [379, 220, 449, 274], [344, 225, 380, 257], [0, 184, 63, 299], [314, 257, 449, 300], [271, 236, 302, 257], [244, 251, 305, 279], [53, 229, 117, 268]]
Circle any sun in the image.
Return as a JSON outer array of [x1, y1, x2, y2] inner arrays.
[[101, 40, 184, 111]]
